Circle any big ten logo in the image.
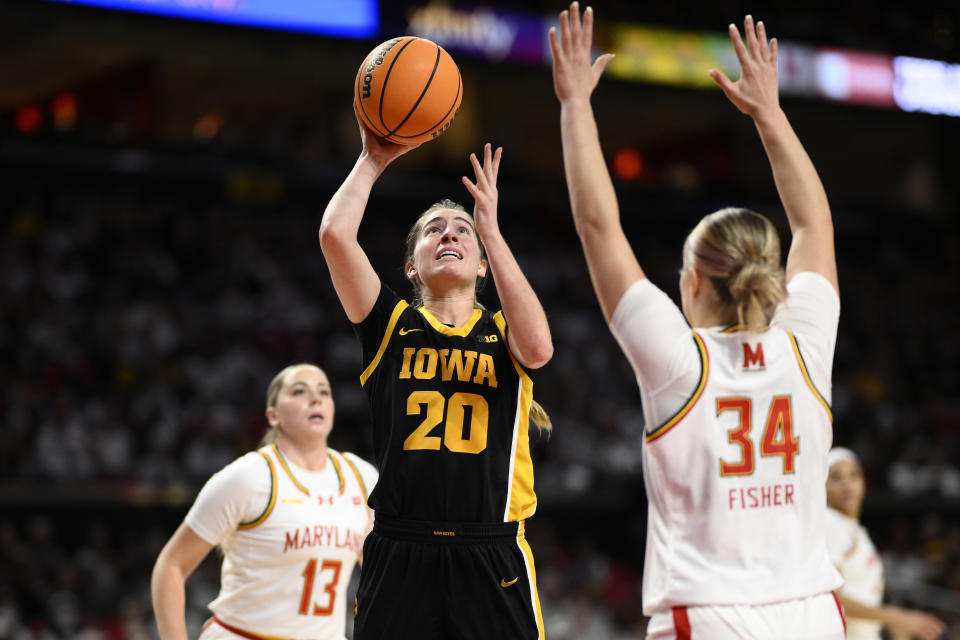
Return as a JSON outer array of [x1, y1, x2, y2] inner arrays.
[[398, 347, 498, 388], [477, 334, 498, 343]]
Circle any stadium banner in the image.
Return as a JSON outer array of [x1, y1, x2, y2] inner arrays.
[[606, 24, 738, 89], [406, 2, 550, 64], [814, 49, 896, 108], [894, 57, 960, 117], [42, 0, 378, 38]]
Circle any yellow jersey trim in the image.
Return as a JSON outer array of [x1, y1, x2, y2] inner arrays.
[[340, 453, 369, 505], [493, 311, 537, 522], [418, 306, 483, 336], [646, 332, 710, 443], [360, 299, 409, 387], [271, 444, 311, 496], [327, 450, 345, 496], [787, 331, 833, 422], [270, 444, 347, 496], [238, 450, 277, 529]]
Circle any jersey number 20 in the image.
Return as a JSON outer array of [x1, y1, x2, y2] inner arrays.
[[403, 391, 489, 454], [718, 395, 799, 476]]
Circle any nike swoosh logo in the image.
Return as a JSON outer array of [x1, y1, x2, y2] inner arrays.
[[500, 577, 518, 588], [398, 328, 423, 335]]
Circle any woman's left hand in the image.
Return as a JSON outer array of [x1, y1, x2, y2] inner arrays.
[[461, 143, 503, 240]]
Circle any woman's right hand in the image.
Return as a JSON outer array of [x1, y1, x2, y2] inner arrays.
[[548, 2, 615, 107], [708, 15, 781, 121], [353, 101, 421, 175]]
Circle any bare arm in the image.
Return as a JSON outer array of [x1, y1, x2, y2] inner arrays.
[[463, 144, 553, 368], [835, 592, 945, 640], [550, 3, 643, 324], [319, 103, 420, 323], [150, 523, 215, 640], [709, 17, 839, 295]]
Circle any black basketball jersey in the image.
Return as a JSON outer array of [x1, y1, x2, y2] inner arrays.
[[353, 283, 537, 523]]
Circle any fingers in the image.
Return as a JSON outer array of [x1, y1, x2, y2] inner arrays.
[[469, 152, 487, 189], [756, 20, 770, 61], [461, 175, 479, 199], [548, 26, 561, 62], [491, 145, 502, 182], [708, 68, 737, 99], [769, 37, 778, 66], [581, 5, 594, 48], [570, 2, 581, 41], [559, 9, 571, 54], [727, 23, 749, 67], [592, 52, 615, 80], [744, 15, 762, 61]]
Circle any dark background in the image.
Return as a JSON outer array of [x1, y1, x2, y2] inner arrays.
[[1, 0, 958, 637]]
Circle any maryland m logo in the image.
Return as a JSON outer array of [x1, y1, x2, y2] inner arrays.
[[742, 342, 766, 370]]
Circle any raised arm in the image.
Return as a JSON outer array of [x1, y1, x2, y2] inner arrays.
[[709, 16, 839, 294], [319, 104, 420, 323], [151, 523, 214, 640], [463, 144, 553, 369], [549, 2, 643, 323]]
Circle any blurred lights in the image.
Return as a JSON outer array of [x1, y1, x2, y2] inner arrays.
[[16, 105, 43, 135], [894, 57, 960, 116], [612, 148, 644, 181], [193, 112, 224, 141], [52, 93, 78, 131]]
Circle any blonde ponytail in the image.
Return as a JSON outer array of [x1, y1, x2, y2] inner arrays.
[[728, 260, 785, 332], [685, 207, 785, 331], [530, 399, 552, 434]]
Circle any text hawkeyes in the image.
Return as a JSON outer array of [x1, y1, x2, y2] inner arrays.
[[398, 347, 498, 388]]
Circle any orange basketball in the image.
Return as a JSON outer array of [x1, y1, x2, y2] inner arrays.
[[354, 36, 462, 145]]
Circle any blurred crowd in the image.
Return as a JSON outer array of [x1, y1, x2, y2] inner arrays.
[[1, 151, 957, 637]]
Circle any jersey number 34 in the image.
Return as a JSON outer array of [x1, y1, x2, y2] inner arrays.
[[718, 395, 799, 476]]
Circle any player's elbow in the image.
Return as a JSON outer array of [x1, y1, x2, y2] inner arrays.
[[318, 219, 348, 255], [523, 341, 554, 369]]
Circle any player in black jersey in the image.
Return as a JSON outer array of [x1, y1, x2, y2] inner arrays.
[[318, 106, 553, 639]]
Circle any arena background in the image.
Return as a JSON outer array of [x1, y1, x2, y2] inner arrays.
[[1, 0, 958, 637]]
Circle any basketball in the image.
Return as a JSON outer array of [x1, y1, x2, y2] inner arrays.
[[354, 36, 462, 145]]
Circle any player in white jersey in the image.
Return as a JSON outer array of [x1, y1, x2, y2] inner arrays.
[[151, 363, 378, 640], [551, 4, 844, 638], [826, 447, 945, 640]]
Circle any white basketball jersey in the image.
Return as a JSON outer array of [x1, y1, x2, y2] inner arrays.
[[826, 507, 884, 639], [640, 326, 843, 612], [209, 445, 370, 639]]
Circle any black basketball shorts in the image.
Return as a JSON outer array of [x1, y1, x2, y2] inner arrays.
[[353, 515, 544, 640]]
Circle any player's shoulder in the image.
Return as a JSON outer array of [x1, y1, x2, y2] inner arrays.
[[196, 449, 272, 498]]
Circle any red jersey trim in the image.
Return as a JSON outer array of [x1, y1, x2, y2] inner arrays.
[[211, 615, 288, 640], [673, 606, 692, 639]]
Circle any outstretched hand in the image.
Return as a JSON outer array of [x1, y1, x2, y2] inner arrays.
[[353, 100, 420, 173], [709, 15, 780, 119], [461, 143, 502, 240], [549, 2, 615, 105]]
